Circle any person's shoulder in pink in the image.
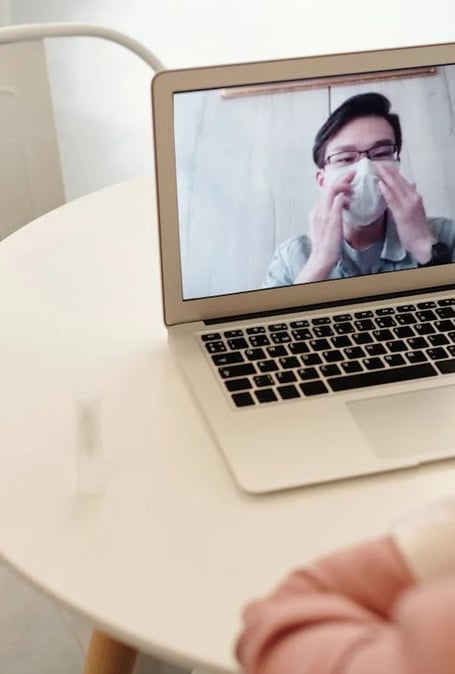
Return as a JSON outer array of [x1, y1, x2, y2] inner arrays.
[[236, 498, 455, 674]]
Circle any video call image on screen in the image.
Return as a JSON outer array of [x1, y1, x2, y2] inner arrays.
[[174, 62, 455, 300]]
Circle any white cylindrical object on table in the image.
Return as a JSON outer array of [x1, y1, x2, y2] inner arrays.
[[75, 392, 104, 495]]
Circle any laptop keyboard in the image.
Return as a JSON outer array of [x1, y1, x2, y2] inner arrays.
[[199, 297, 455, 407]]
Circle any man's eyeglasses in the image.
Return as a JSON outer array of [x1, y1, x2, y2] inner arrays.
[[324, 143, 399, 167]]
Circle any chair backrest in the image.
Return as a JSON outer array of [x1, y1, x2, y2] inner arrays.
[[0, 23, 164, 240], [0, 40, 64, 239]]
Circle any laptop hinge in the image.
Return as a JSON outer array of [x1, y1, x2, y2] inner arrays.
[[203, 283, 455, 326]]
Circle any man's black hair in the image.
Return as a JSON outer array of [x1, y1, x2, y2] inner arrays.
[[312, 92, 402, 168]]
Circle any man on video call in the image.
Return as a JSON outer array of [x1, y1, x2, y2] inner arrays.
[[263, 92, 455, 288]]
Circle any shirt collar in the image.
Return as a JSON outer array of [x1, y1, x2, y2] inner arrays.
[[380, 210, 407, 262]]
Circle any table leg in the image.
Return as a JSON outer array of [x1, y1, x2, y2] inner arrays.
[[83, 629, 138, 674]]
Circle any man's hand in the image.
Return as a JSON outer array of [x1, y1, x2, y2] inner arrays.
[[294, 171, 354, 284], [377, 163, 434, 264]]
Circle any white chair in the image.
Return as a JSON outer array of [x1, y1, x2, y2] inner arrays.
[[0, 23, 164, 240]]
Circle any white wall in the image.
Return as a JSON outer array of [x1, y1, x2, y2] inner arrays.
[[10, 1, 158, 200], [0, 0, 11, 25]]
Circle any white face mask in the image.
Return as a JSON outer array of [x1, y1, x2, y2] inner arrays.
[[325, 157, 387, 228]]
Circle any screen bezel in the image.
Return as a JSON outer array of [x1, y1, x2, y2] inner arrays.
[[152, 42, 455, 326]]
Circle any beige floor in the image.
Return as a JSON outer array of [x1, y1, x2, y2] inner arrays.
[[0, 561, 190, 674], [0, 562, 83, 673]]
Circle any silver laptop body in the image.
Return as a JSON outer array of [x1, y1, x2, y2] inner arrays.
[[152, 42, 455, 494]]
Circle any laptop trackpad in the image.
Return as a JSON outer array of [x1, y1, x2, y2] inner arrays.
[[348, 386, 455, 459]]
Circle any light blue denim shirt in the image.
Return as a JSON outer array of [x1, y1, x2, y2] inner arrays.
[[263, 211, 455, 288]]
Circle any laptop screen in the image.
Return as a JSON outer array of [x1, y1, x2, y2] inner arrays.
[[173, 62, 455, 301]]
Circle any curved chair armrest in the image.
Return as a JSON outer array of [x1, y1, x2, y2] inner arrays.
[[0, 22, 165, 71]]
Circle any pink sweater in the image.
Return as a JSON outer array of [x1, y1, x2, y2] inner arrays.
[[236, 499, 455, 674]]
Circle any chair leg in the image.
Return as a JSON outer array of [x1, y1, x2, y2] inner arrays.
[[83, 629, 138, 674]]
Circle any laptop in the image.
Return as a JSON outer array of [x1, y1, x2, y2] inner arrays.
[[152, 42, 455, 494]]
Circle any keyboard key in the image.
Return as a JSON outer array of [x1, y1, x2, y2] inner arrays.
[[255, 388, 278, 403], [311, 338, 331, 351], [228, 337, 249, 350], [428, 334, 449, 346], [406, 350, 428, 364], [267, 345, 288, 358], [394, 326, 415, 339], [414, 323, 435, 335], [212, 352, 244, 366], [332, 335, 353, 348], [301, 353, 322, 366], [449, 332, 455, 343], [277, 384, 301, 400], [396, 313, 417, 325], [344, 346, 365, 360], [435, 320, 455, 333], [268, 323, 288, 331], [334, 313, 353, 322], [201, 333, 222, 341], [254, 375, 274, 387], [341, 361, 363, 373], [334, 322, 355, 334], [232, 392, 255, 407], [407, 337, 428, 350], [288, 342, 310, 355], [328, 363, 437, 392], [435, 359, 455, 374], [376, 307, 395, 315], [276, 371, 297, 384], [290, 319, 309, 328], [224, 329, 244, 338], [292, 329, 312, 341], [354, 319, 375, 331], [384, 354, 406, 367], [245, 348, 266, 361], [320, 364, 341, 377], [206, 341, 227, 354], [449, 345, 455, 357], [417, 301, 436, 309], [298, 367, 319, 381], [373, 329, 394, 341], [375, 316, 397, 328], [249, 334, 271, 347], [312, 317, 331, 325], [354, 310, 374, 318], [300, 381, 328, 396], [271, 331, 292, 343], [386, 340, 408, 353], [246, 326, 266, 335], [279, 356, 300, 369], [365, 343, 386, 356], [438, 297, 455, 306], [436, 307, 455, 319], [363, 357, 384, 370], [416, 310, 437, 322], [352, 332, 374, 345], [313, 325, 334, 337], [323, 350, 344, 363], [397, 304, 416, 312], [257, 360, 279, 373], [225, 378, 252, 392], [427, 347, 448, 361], [219, 363, 256, 378]]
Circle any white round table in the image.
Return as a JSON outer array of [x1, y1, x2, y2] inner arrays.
[[0, 176, 454, 673]]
